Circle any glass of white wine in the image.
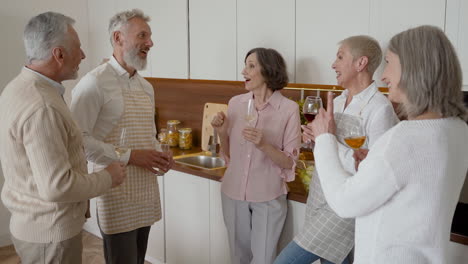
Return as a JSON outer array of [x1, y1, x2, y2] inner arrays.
[[155, 143, 170, 176], [243, 98, 256, 144], [245, 98, 256, 126], [344, 119, 366, 149], [115, 128, 128, 159]]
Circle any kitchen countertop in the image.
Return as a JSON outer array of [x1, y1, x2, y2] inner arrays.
[[170, 146, 467, 246], [171, 147, 308, 203]]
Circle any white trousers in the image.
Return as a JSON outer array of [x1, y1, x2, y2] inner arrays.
[[222, 193, 288, 264]]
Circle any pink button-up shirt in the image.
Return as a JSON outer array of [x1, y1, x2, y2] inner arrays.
[[221, 91, 301, 202]]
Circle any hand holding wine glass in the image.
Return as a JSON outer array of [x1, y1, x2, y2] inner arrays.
[[115, 128, 128, 159], [303, 96, 322, 123], [302, 96, 323, 149], [155, 143, 171, 176], [245, 98, 256, 126], [344, 119, 366, 150]]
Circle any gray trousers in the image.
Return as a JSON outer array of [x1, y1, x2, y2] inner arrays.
[[12, 232, 82, 264], [222, 193, 288, 264]]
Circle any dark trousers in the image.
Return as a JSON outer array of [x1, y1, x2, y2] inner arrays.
[[100, 226, 151, 264]]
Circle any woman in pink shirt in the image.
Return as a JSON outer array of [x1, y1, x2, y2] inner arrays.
[[212, 48, 301, 264]]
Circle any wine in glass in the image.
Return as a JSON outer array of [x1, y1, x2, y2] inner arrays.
[[302, 96, 323, 149], [115, 128, 128, 159], [344, 119, 366, 149], [245, 98, 256, 125], [303, 96, 322, 123]]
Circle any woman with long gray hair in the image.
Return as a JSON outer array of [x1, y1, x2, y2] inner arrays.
[[307, 25, 468, 263]]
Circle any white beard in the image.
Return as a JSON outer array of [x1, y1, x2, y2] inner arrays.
[[123, 47, 147, 71]]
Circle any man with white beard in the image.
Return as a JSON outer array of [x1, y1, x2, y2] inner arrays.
[[71, 9, 174, 264]]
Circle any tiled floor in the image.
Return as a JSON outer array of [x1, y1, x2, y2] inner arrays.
[[0, 231, 151, 264]]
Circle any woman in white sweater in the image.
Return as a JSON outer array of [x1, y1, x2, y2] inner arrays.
[[304, 25, 468, 264]]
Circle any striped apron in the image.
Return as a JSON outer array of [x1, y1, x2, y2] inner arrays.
[[96, 85, 161, 235]]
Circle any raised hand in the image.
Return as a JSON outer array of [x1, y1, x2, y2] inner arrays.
[[310, 91, 336, 137], [211, 111, 228, 136]]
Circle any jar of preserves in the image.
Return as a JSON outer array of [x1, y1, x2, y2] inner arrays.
[[166, 120, 180, 147], [178, 128, 193, 150], [157, 128, 168, 144]]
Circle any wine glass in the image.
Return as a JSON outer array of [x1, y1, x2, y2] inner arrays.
[[245, 98, 256, 126], [242, 98, 256, 144], [155, 143, 171, 176], [302, 96, 323, 149], [115, 128, 128, 159], [344, 118, 366, 149]]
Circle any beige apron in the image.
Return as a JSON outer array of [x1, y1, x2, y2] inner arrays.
[[97, 85, 161, 235]]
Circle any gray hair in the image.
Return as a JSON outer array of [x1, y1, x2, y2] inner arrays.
[[339, 35, 382, 75], [23, 12, 75, 64], [388, 25, 467, 120], [108, 9, 150, 47]]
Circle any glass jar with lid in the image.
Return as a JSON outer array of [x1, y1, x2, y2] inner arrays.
[[157, 128, 168, 144], [166, 120, 181, 147], [178, 128, 193, 150]]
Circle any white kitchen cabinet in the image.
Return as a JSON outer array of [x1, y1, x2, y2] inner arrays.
[[189, 0, 237, 81], [115, 0, 189, 78], [237, 0, 295, 82], [369, 0, 446, 86], [165, 170, 210, 264], [277, 200, 306, 252], [86, 0, 116, 73], [446, 0, 468, 91], [146, 176, 166, 264], [209, 181, 231, 264], [145, 0, 189, 78], [86, 0, 188, 78], [295, 0, 370, 84]]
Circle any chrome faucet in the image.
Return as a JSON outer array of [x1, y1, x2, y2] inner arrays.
[[208, 130, 219, 157]]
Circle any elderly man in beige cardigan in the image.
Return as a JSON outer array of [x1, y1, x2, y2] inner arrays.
[[0, 12, 126, 264]]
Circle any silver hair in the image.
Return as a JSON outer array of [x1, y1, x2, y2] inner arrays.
[[108, 9, 150, 47], [388, 25, 467, 120], [339, 35, 382, 75], [23, 12, 75, 64]]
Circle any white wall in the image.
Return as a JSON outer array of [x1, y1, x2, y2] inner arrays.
[[0, 0, 91, 246]]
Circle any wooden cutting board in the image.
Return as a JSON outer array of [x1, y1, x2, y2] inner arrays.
[[201, 102, 228, 151]]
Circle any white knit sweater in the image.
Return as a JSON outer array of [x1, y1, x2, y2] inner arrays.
[[315, 118, 468, 264], [0, 69, 112, 243]]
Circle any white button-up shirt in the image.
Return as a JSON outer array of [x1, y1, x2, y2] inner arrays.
[[70, 56, 155, 167], [333, 82, 399, 173]]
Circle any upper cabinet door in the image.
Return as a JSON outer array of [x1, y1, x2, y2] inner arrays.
[[86, 0, 117, 72], [237, 0, 295, 82], [369, 0, 446, 86], [446, 0, 468, 90], [147, 0, 189, 78], [189, 0, 237, 81], [295, 0, 370, 85], [87, 0, 189, 78]]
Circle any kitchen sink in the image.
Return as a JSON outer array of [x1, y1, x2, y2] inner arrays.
[[175, 154, 226, 170]]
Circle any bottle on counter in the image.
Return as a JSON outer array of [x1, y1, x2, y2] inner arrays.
[[178, 128, 193, 150], [166, 120, 181, 147]]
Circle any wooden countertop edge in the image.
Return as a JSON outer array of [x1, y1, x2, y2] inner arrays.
[[451, 233, 468, 245]]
